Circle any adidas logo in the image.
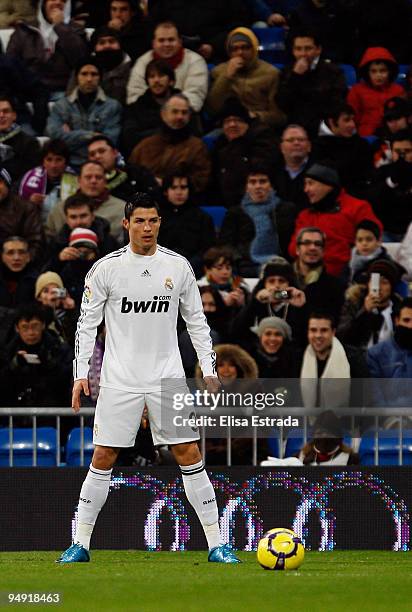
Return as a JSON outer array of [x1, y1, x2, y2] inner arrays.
[[141, 269, 151, 277]]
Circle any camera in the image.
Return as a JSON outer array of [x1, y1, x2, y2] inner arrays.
[[52, 288, 67, 299], [272, 289, 290, 301]]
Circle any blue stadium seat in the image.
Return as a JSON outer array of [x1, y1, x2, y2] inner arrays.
[[200, 206, 227, 231], [267, 437, 280, 458], [339, 64, 357, 88], [202, 131, 219, 151], [396, 64, 409, 84], [359, 430, 412, 465], [252, 27, 287, 63], [0, 427, 57, 466], [65, 427, 94, 466]]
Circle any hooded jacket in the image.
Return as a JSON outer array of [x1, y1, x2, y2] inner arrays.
[[6, 0, 88, 91], [347, 47, 405, 137], [207, 27, 285, 127], [195, 343, 258, 381], [289, 189, 383, 277]]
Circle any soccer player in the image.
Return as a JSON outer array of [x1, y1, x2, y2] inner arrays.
[[57, 193, 240, 564]]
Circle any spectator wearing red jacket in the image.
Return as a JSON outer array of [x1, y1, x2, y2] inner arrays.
[[289, 163, 382, 277], [347, 47, 405, 137]]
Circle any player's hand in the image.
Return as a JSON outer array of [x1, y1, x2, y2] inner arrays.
[[72, 379, 89, 414], [204, 376, 221, 394], [293, 57, 310, 74], [287, 287, 306, 308], [226, 57, 245, 78]]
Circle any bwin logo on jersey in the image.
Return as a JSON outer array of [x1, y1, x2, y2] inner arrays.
[[121, 295, 171, 313]]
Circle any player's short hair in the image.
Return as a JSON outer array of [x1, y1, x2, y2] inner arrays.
[[41, 139, 70, 163], [63, 193, 95, 215], [124, 192, 160, 219]]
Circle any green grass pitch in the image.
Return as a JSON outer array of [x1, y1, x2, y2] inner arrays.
[[1, 551, 412, 611]]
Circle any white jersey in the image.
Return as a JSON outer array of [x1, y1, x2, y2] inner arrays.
[[74, 245, 216, 391]]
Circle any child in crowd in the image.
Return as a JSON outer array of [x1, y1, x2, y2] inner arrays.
[[347, 219, 393, 283], [197, 246, 249, 309], [347, 47, 405, 137]]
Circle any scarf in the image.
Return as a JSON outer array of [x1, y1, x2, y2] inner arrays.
[[160, 121, 192, 143], [37, 0, 71, 57], [153, 47, 184, 70], [0, 124, 21, 143], [241, 190, 280, 264], [92, 189, 110, 208], [300, 336, 351, 409], [349, 245, 383, 281]]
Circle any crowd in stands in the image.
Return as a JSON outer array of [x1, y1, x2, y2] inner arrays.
[[2, 0, 412, 466]]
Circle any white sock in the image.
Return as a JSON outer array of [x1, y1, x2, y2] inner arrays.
[[180, 461, 222, 550], [74, 464, 112, 550]]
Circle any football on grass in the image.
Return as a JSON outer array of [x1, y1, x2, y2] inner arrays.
[[257, 528, 305, 570]]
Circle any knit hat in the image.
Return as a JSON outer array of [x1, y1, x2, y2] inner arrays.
[[384, 97, 410, 120], [219, 97, 251, 125], [0, 167, 12, 188], [69, 228, 99, 250], [35, 271, 64, 298], [305, 163, 340, 188], [312, 410, 343, 438], [251, 316, 292, 340], [367, 259, 401, 288], [226, 27, 259, 61], [260, 256, 296, 285], [90, 26, 121, 49]]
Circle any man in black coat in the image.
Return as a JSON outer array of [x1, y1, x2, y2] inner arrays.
[[291, 226, 345, 322], [314, 103, 374, 198], [210, 97, 277, 208], [277, 30, 347, 137]]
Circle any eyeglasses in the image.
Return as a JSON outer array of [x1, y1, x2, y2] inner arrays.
[[298, 240, 324, 247]]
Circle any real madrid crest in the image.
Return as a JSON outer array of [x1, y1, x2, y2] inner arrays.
[[165, 277, 174, 290]]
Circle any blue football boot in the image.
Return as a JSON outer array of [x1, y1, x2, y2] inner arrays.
[[56, 543, 90, 563], [208, 544, 241, 563]]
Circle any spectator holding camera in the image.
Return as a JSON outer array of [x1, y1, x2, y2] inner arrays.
[[0, 302, 73, 410], [337, 259, 404, 350], [35, 271, 77, 345], [230, 257, 307, 350]]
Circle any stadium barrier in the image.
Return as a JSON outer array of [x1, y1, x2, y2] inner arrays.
[[1, 465, 412, 551], [2, 406, 412, 466]]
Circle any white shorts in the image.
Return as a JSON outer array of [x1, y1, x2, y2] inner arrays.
[[93, 385, 200, 448]]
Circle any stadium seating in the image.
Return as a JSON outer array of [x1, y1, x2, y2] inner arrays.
[[285, 428, 353, 459], [200, 206, 227, 232], [359, 430, 412, 465], [339, 64, 357, 88], [252, 27, 287, 63], [0, 427, 57, 466], [65, 427, 94, 466]]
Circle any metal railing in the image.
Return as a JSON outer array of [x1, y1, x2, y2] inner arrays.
[[1, 407, 412, 467]]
